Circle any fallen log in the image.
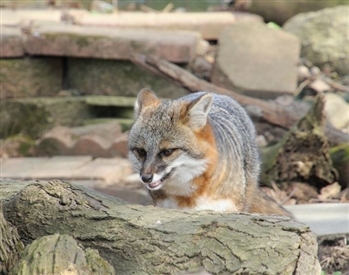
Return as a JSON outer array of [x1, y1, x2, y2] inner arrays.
[[11, 234, 115, 275], [2, 179, 320, 275], [0, 205, 24, 275], [130, 54, 349, 146]]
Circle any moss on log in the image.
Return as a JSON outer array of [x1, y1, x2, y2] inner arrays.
[[260, 96, 337, 188], [330, 144, 349, 188], [11, 234, 115, 275]]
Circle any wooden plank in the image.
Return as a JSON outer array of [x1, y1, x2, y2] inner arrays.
[[78, 11, 262, 40], [25, 23, 200, 63], [29, 156, 92, 178], [1, 157, 48, 178]]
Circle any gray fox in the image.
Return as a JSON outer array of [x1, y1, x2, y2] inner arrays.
[[128, 89, 291, 216]]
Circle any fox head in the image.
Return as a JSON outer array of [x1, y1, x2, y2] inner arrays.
[[128, 89, 217, 196]]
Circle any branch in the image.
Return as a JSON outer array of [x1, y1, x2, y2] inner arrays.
[[130, 54, 349, 146]]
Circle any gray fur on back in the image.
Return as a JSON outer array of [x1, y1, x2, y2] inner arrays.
[[181, 92, 260, 185]]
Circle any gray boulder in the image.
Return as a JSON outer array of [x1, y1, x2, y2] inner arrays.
[[211, 21, 300, 99], [283, 5, 349, 76], [324, 93, 349, 131], [249, 0, 347, 25]]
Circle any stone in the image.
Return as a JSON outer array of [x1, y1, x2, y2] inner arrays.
[[85, 95, 136, 107], [77, 11, 263, 40], [0, 97, 92, 139], [0, 157, 48, 178], [29, 156, 92, 178], [298, 65, 311, 80], [0, 9, 21, 26], [211, 21, 300, 99], [90, 0, 114, 13], [0, 135, 36, 157], [67, 58, 188, 98], [72, 157, 133, 184], [70, 121, 122, 140], [36, 122, 129, 158], [249, 0, 346, 25], [36, 126, 74, 156], [1, 9, 262, 40], [8, 9, 64, 22], [191, 56, 213, 80], [110, 132, 129, 158], [0, 57, 62, 98], [0, 0, 49, 9], [310, 66, 321, 77], [37, 122, 122, 157], [83, 118, 134, 132], [73, 136, 111, 157], [324, 93, 349, 130], [0, 156, 133, 187], [283, 5, 349, 76], [25, 23, 200, 63], [0, 27, 24, 57], [309, 79, 331, 93]]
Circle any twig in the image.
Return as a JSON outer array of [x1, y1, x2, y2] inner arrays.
[[130, 54, 349, 145], [294, 79, 312, 96], [323, 77, 349, 93], [162, 3, 174, 13], [140, 4, 158, 13]]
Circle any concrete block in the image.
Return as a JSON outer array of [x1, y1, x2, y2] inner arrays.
[[29, 156, 92, 178], [37, 122, 129, 158], [78, 11, 263, 40], [0, 27, 24, 57], [72, 157, 132, 183], [0, 97, 92, 139], [211, 21, 300, 99], [0, 57, 62, 98], [67, 58, 188, 98], [25, 23, 200, 63], [0, 157, 48, 178], [110, 132, 129, 158]]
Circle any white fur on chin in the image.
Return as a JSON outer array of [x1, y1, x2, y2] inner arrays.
[[161, 153, 208, 196]]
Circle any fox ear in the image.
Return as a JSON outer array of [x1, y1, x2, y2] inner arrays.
[[186, 93, 212, 130], [134, 88, 159, 118]]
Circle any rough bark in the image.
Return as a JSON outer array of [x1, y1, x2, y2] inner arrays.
[[11, 234, 115, 275], [2, 179, 320, 275], [130, 54, 349, 146], [0, 178, 33, 201], [0, 204, 24, 275], [260, 96, 337, 189]]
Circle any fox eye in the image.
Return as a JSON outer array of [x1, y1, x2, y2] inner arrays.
[[134, 148, 146, 158], [160, 149, 176, 157]]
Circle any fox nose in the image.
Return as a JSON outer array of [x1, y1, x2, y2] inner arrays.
[[141, 174, 153, 183]]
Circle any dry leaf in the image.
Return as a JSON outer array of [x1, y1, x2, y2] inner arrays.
[[318, 182, 341, 200]]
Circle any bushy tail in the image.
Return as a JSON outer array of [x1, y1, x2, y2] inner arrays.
[[245, 183, 293, 217]]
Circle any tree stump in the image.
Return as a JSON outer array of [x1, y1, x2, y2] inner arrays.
[[2, 179, 321, 275], [260, 96, 337, 189]]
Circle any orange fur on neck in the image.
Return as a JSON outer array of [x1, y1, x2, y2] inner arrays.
[[173, 122, 219, 208]]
